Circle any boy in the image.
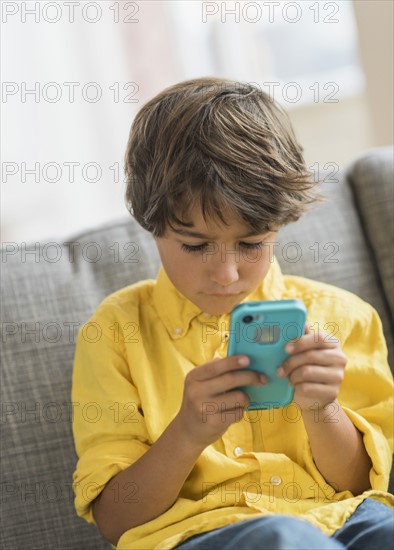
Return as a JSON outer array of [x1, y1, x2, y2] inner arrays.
[[71, 78, 393, 549]]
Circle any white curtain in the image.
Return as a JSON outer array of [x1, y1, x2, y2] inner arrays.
[[1, 1, 367, 243]]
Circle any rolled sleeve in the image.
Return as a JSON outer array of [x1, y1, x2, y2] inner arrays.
[[342, 407, 392, 491], [338, 305, 394, 491], [71, 308, 150, 523]]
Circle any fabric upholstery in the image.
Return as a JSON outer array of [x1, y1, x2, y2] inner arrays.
[[277, 172, 393, 368], [346, 147, 394, 321], [1, 151, 393, 549], [1, 220, 160, 549]]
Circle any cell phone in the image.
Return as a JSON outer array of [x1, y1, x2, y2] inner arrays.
[[227, 299, 307, 410]]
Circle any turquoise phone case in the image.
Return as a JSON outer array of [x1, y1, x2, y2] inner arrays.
[[227, 299, 307, 410]]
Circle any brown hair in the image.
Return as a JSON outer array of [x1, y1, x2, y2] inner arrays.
[[124, 77, 324, 237]]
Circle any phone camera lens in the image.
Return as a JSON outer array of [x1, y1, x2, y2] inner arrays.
[[243, 315, 253, 324]]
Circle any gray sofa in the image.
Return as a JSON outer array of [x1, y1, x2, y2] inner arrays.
[[1, 148, 393, 549]]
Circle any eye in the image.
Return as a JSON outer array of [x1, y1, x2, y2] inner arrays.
[[181, 243, 208, 253], [180, 241, 264, 254], [240, 242, 264, 249]]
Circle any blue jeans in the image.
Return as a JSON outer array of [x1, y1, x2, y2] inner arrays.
[[173, 498, 393, 549]]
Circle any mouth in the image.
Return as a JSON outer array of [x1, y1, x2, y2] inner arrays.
[[207, 293, 241, 297]]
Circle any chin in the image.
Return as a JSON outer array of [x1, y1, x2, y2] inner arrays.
[[200, 299, 241, 316], [188, 292, 244, 316], [206, 307, 231, 316]]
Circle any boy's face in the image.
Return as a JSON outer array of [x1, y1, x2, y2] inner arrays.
[[155, 204, 279, 315]]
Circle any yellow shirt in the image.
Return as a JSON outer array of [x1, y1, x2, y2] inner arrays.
[[71, 257, 394, 550]]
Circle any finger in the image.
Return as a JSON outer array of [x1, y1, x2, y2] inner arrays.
[[288, 365, 345, 387], [209, 368, 267, 395], [283, 321, 309, 347], [285, 330, 340, 355], [193, 355, 250, 382], [279, 348, 346, 376], [214, 390, 250, 411]]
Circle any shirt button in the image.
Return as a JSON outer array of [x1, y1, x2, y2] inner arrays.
[[203, 312, 210, 318], [270, 475, 282, 486], [233, 446, 244, 457], [173, 327, 183, 335]]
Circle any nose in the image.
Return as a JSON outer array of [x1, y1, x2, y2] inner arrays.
[[209, 252, 240, 286]]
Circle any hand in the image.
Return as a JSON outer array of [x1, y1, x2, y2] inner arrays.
[[276, 324, 347, 412], [175, 355, 267, 449]]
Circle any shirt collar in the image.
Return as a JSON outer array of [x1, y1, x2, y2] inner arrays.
[[152, 256, 286, 340]]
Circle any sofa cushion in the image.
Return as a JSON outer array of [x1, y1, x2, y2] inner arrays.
[[277, 174, 393, 370], [346, 147, 394, 321], [1, 160, 393, 549], [1, 219, 160, 549]]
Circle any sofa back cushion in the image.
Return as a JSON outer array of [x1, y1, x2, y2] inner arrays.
[[1, 162, 392, 548], [346, 147, 394, 320], [1, 220, 160, 549]]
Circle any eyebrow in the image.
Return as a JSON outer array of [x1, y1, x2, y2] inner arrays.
[[173, 228, 277, 239]]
